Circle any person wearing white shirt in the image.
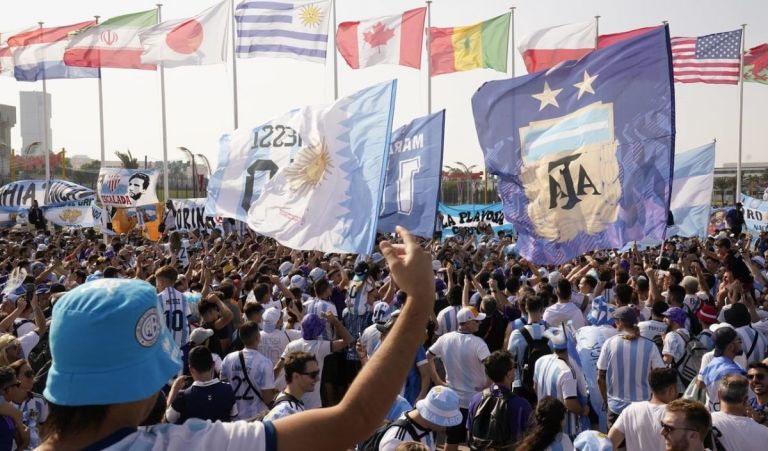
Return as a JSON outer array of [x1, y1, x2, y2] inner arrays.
[[608, 367, 678, 451], [661, 307, 691, 393], [543, 280, 586, 330], [638, 301, 669, 342], [711, 374, 768, 451], [257, 308, 301, 391]]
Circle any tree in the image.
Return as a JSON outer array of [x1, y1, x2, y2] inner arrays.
[[114, 150, 139, 169], [713, 176, 735, 206], [446, 162, 477, 204]]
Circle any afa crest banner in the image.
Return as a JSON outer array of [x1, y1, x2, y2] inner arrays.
[[43, 198, 95, 228], [472, 26, 674, 264], [97, 168, 159, 207]]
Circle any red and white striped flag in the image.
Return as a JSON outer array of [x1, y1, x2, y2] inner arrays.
[[671, 30, 742, 84]]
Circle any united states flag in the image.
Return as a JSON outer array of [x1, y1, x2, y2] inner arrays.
[[671, 30, 742, 84]]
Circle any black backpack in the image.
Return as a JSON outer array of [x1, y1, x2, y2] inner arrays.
[[651, 333, 664, 354], [684, 305, 703, 336], [520, 327, 551, 391], [356, 415, 429, 451], [468, 388, 516, 450]]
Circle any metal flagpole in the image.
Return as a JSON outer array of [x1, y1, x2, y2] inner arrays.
[[332, 0, 339, 100], [230, 0, 239, 129], [736, 24, 746, 201], [426, 1, 432, 114], [509, 6, 516, 76], [38, 22, 51, 198], [157, 4, 169, 200], [95, 16, 106, 166], [594, 15, 600, 48]]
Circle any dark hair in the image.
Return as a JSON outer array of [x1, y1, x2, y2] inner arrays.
[[748, 362, 768, 372], [524, 293, 545, 313], [615, 270, 630, 284], [580, 275, 597, 290], [447, 286, 463, 307], [556, 279, 571, 299], [188, 346, 214, 373], [128, 172, 150, 189], [483, 350, 514, 383], [718, 374, 749, 404], [648, 367, 678, 394], [243, 302, 265, 319], [155, 265, 178, 285], [614, 283, 633, 306], [505, 277, 520, 295], [667, 285, 686, 307], [668, 268, 683, 286], [652, 301, 669, 318], [516, 397, 566, 451], [218, 282, 234, 301], [43, 403, 110, 439], [253, 284, 270, 303], [666, 399, 711, 439], [636, 276, 649, 292], [239, 321, 261, 347], [0, 366, 16, 389], [103, 266, 120, 278], [198, 301, 219, 317], [314, 279, 330, 296], [283, 351, 317, 384]]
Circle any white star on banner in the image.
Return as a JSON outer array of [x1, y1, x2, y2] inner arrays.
[[532, 81, 562, 111], [573, 70, 598, 100]]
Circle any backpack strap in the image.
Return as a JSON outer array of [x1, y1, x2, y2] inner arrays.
[[397, 414, 430, 441], [746, 326, 759, 359], [672, 330, 691, 369], [519, 326, 534, 346], [238, 351, 268, 407]]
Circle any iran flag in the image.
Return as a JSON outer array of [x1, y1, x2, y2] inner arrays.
[[337, 7, 426, 69], [518, 21, 596, 73], [140, 0, 230, 68]]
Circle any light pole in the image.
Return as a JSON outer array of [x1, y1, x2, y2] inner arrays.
[[178, 147, 197, 198], [196, 153, 212, 194]]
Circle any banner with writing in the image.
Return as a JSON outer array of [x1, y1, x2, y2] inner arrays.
[[0, 179, 94, 209], [169, 198, 216, 231], [43, 198, 95, 228], [741, 194, 768, 233], [97, 168, 159, 207], [439, 203, 514, 240]]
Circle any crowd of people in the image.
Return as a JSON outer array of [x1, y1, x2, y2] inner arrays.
[[0, 212, 767, 450]]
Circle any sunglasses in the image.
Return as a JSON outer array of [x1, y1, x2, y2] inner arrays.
[[747, 373, 766, 381], [300, 370, 321, 379], [660, 421, 697, 435]]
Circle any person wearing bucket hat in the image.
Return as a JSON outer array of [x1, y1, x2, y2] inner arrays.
[[359, 302, 393, 358], [379, 386, 463, 450]]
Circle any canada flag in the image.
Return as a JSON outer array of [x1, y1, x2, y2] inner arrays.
[[336, 8, 426, 70], [139, 0, 230, 68]]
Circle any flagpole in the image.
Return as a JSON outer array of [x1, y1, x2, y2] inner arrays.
[[38, 22, 50, 195], [157, 4, 169, 200], [426, 0, 432, 114], [736, 23, 747, 202], [230, 0, 239, 129], [509, 6, 516, 77], [332, 0, 339, 100], [95, 16, 106, 167], [594, 15, 600, 48]]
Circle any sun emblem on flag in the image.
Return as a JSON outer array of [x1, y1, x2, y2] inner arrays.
[[284, 140, 332, 196], [299, 4, 324, 28], [58, 209, 82, 223]]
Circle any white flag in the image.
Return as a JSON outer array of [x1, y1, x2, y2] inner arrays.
[[140, 0, 230, 68]]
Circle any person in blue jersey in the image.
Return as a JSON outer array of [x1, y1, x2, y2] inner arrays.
[[516, 396, 574, 451], [155, 265, 193, 349], [534, 329, 590, 440], [507, 292, 550, 406], [698, 325, 757, 412], [597, 306, 665, 426]]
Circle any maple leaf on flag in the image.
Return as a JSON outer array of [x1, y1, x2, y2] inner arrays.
[[364, 22, 395, 52]]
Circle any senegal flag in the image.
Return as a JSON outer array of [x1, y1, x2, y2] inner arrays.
[[743, 44, 768, 84], [429, 13, 510, 76]]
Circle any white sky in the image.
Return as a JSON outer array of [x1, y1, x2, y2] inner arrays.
[[1, 0, 767, 171]]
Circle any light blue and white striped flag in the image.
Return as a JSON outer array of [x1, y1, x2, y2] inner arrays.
[[235, 1, 330, 62], [667, 142, 716, 238]]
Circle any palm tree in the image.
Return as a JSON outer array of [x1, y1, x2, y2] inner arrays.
[[443, 165, 464, 203], [451, 162, 477, 204], [114, 150, 139, 169], [713, 176, 736, 206], [744, 174, 761, 197]]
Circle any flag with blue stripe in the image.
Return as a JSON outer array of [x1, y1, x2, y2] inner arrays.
[[378, 110, 445, 238], [667, 142, 716, 238], [472, 26, 675, 264], [235, 1, 330, 62]]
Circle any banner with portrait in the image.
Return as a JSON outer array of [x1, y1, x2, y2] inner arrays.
[[97, 168, 159, 207]]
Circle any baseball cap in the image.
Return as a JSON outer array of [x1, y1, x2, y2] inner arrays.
[[290, 274, 306, 291], [189, 328, 214, 345], [279, 261, 293, 277], [574, 431, 613, 451], [662, 307, 687, 327], [611, 306, 638, 325], [308, 267, 327, 283], [431, 260, 442, 272], [262, 307, 282, 333], [457, 306, 486, 324], [713, 326, 738, 357], [415, 386, 463, 427], [372, 301, 392, 325], [44, 279, 182, 406]]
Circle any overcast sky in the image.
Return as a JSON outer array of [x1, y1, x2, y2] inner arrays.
[[1, 0, 767, 171]]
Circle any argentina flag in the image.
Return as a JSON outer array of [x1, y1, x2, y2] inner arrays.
[[235, 1, 330, 62], [472, 26, 675, 264], [667, 142, 716, 238]]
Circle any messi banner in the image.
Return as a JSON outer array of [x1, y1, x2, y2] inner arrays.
[[741, 194, 768, 233], [378, 110, 445, 238], [472, 26, 674, 264], [168, 198, 217, 231], [97, 168, 160, 208], [43, 198, 95, 228]]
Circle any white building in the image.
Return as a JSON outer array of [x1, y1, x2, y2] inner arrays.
[[19, 91, 51, 155]]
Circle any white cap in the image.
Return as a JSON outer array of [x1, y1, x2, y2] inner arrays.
[[431, 260, 442, 272], [262, 307, 281, 332], [457, 307, 486, 323], [309, 267, 327, 283], [279, 261, 293, 276], [189, 328, 214, 345]]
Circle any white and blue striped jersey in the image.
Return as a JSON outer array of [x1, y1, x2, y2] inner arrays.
[[220, 348, 276, 420], [596, 332, 665, 414], [507, 321, 551, 389], [534, 354, 581, 439], [158, 287, 191, 348], [543, 432, 574, 451], [302, 298, 337, 340], [736, 325, 768, 364], [435, 305, 461, 336], [347, 278, 373, 315], [359, 323, 382, 357]]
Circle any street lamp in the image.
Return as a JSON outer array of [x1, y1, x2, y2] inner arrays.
[[196, 153, 212, 194], [178, 147, 197, 198]]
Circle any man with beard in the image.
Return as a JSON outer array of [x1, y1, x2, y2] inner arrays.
[[127, 173, 150, 201], [747, 362, 768, 425], [660, 399, 711, 451]]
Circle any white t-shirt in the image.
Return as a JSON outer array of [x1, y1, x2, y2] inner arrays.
[[543, 302, 586, 329], [19, 329, 40, 360], [379, 413, 435, 451], [638, 319, 667, 342], [612, 401, 666, 451], [220, 348, 276, 420], [282, 338, 333, 409], [428, 331, 490, 408], [542, 432, 574, 451], [735, 325, 768, 364], [711, 411, 768, 451], [258, 329, 302, 391], [534, 354, 581, 438]]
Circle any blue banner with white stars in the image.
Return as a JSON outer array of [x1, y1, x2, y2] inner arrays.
[[472, 26, 675, 264]]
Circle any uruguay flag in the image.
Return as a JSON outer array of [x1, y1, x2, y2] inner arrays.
[[667, 143, 716, 238], [472, 26, 674, 264], [245, 81, 396, 254], [10, 21, 99, 81]]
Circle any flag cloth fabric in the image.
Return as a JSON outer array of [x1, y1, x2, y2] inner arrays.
[[235, 0, 330, 62], [9, 22, 99, 81], [336, 7, 426, 70], [518, 21, 595, 74], [378, 110, 445, 238], [429, 13, 509, 76], [671, 30, 742, 84], [597, 26, 658, 48], [140, 0, 230, 68], [0, 27, 35, 77], [64, 9, 158, 70], [472, 26, 675, 264], [242, 81, 396, 254], [97, 168, 160, 208], [667, 143, 716, 238], [743, 44, 768, 84], [740, 194, 768, 234]]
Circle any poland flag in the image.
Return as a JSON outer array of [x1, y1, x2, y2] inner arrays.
[[139, 0, 230, 68], [518, 21, 596, 74], [337, 8, 426, 70]]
